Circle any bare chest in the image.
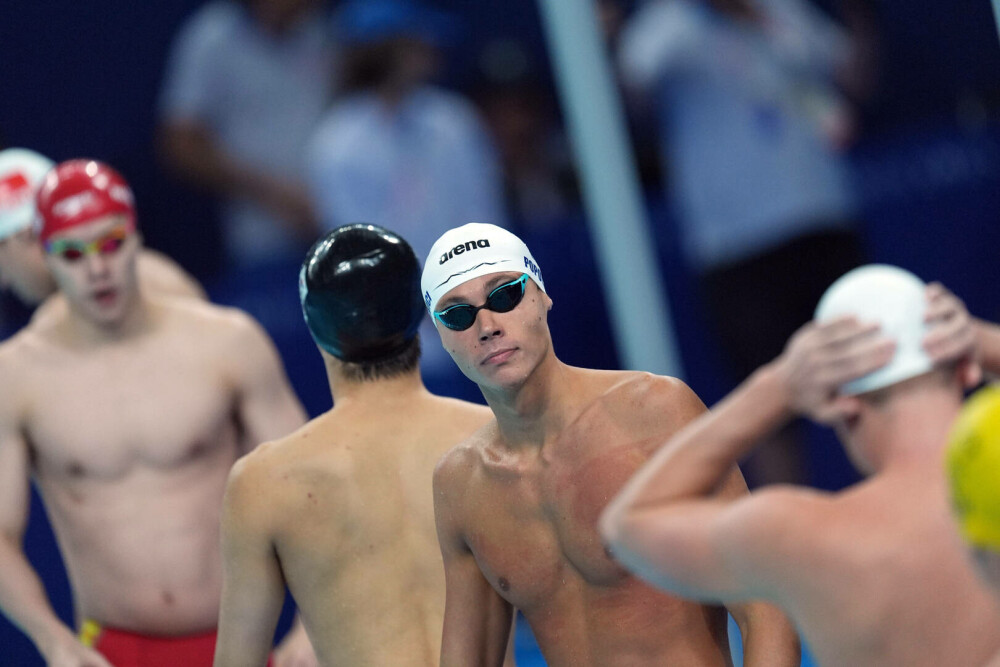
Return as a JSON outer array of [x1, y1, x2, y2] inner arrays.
[[23, 351, 237, 480], [465, 443, 645, 611]]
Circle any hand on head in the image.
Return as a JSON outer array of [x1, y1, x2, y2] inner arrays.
[[773, 316, 895, 424], [923, 282, 982, 388]]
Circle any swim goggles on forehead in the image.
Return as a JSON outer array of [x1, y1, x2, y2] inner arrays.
[[433, 273, 530, 331], [44, 223, 133, 262]]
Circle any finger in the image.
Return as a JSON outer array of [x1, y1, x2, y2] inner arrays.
[[924, 320, 977, 362], [818, 339, 896, 387], [814, 316, 882, 348], [924, 311, 970, 346], [925, 282, 945, 300], [963, 361, 983, 388], [925, 294, 965, 324]]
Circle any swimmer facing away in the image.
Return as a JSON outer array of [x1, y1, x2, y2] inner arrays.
[[602, 264, 1000, 667], [214, 224, 515, 667]]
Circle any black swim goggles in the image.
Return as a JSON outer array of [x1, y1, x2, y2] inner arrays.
[[433, 273, 530, 331]]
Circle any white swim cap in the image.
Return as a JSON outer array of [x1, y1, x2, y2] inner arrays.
[[814, 264, 932, 395], [421, 222, 545, 313], [0, 148, 54, 241]]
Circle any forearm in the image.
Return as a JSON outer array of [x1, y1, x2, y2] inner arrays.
[[732, 601, 800, 667], [214, 583, 282, 667], [606, 365, 790, 519], [0, 535, 76, 657], [158, 123, 273, 201]]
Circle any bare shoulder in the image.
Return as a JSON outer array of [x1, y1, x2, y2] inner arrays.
[[160, 298, 260, 335], [157, 299, 274, 354], [572, 368, 707, 438], [137, 249, 205, 301], [0, 322, 55, 375], [433, 421, 495, 496], [224, 420, 323, 524], [426, 395, 494, 431]]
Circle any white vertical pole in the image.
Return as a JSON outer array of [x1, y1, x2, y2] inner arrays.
[[536, 0, 683, 377]]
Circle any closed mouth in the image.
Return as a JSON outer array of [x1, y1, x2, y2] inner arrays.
[[482, 347, 517, 365]]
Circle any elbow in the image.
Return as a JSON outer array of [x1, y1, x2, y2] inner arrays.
[[598, 499, 627, 554], [598, 508, 704, 600], [599, 489, 645, 557], [598, 502, 648, 576]]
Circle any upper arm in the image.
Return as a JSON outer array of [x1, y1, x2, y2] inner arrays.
[[434, 456, 512, 667], [0, 357, 30, 543], [225, 313, 306, 453], [610, 484, 821, 604], [214, 457, 287, 667]]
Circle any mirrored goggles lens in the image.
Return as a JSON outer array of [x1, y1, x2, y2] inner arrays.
[[46, 226, 131, 262], [434, 274, 529, 331]]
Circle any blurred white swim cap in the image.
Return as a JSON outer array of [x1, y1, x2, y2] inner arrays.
[[814, 264, 932, 395], [0, 148, 54, 241], [421, 222, 545, 313]]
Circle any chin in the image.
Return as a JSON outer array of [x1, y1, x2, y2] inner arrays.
[[479, 360, 536, 392]]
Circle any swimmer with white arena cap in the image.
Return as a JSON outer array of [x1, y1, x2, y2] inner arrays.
[[0, 148, 204, 323], [425, 222, 798, 666], [603, 264, 1000, 667], [215, 223, 512, 667], [0, 158, 311, 666]]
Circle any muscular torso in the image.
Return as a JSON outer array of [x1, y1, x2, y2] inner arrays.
[[780, 473, 1000, 667], [450, 371, 732, 666], [10, 300, 246, 634], [254, 390, 492, 666]]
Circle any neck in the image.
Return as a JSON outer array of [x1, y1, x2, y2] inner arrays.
[[480, 352, 571, 449], [867, 391, 962, 473], [325, 359, 428, 406], [64, 289, 152, 345]]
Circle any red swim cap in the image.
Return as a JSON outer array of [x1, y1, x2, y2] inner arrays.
[[35, 160, 136, 242]]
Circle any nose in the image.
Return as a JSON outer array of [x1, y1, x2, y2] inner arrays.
[[84, 251, 111, 279], [476, 308, 503, 342]]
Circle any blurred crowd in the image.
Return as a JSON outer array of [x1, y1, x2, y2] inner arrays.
[[3, 0, 1000, 479]]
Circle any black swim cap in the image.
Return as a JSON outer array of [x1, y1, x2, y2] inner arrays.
[[299, 224, 424, 362]]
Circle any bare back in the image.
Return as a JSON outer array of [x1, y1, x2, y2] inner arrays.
[[233, 386, 492, 665], [437, 369, 734, 666], [0, 297, 291, 635], [759, 471, 1000, 667]]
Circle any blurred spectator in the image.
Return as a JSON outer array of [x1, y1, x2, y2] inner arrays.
[[304, 0, 506, 263], [158, 0, 335, 270], [476, 80, 579, 231], [619, 0, 874, 485], [304, 0, 508, 389]]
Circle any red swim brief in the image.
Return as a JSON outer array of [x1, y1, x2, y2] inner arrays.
[[79, 620, 273, 666]]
